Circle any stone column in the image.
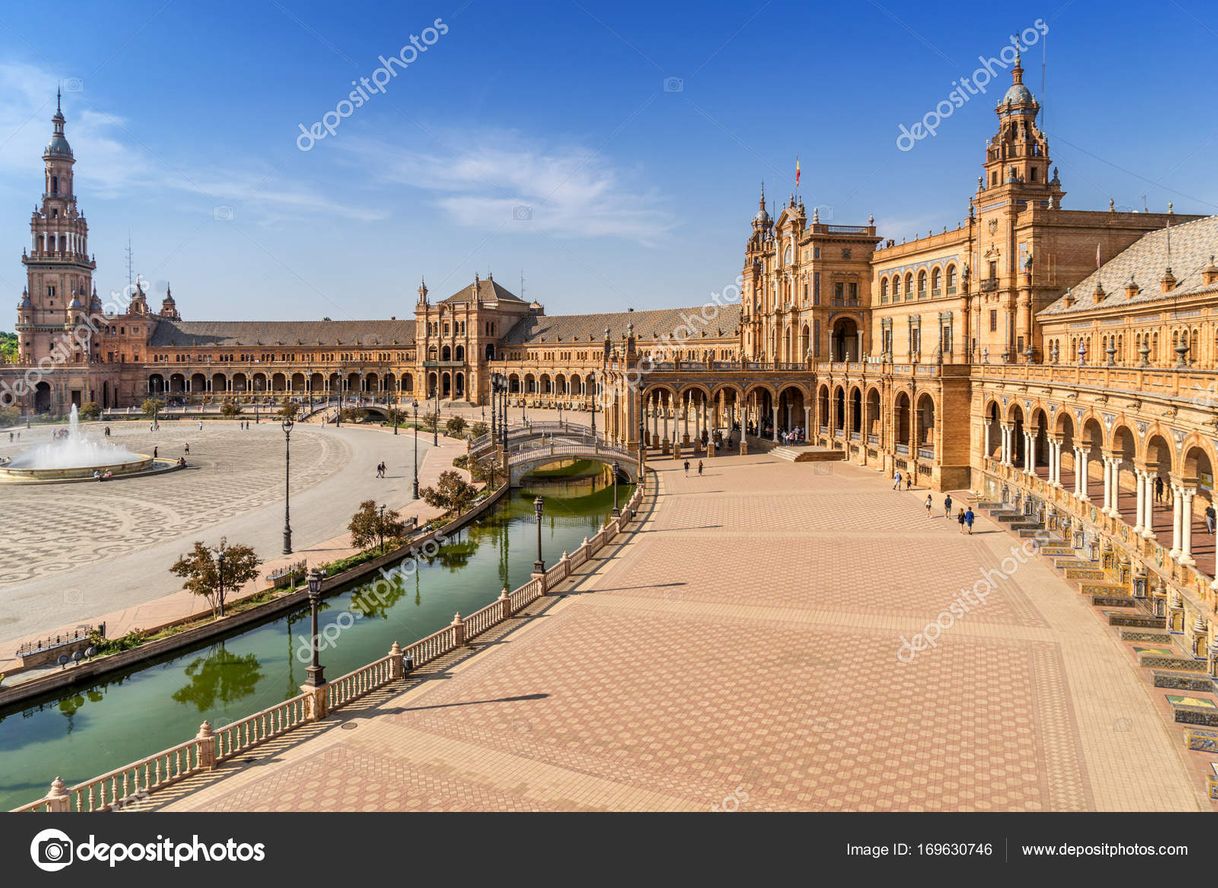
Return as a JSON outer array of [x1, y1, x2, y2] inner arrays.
[[1024, 431, 1036, 475], [1179, 487, 1197, 566], [1133, 469, 1146, 533], [1000, 424, 1011, 465], [661, 392, 671, 453], [772, 402, 779, 442], [1141, 471, 1157, 539], [804, 405, 811, 441], [1169, 484, 1184, 559], [1076, 449, 1090, 500], [682, 392, 691, 445]]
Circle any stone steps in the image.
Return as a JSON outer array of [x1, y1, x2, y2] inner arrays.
[[1092, 594, 1138, 608], [1138, 651, 1207, 672]]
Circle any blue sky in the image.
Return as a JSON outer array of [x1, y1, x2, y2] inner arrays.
[[0, 0, 1215, 322]]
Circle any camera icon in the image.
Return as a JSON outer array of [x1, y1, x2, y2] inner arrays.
[[63, 588, 85, 606], [812, 461, 834, 476], [1113, 717, 1132, 733], [30, 828, 74, 872], [62, 78, 84, 93], [512, 205, 533, 222], [213, 205, 235, 222], [663, 77, 684, 93]]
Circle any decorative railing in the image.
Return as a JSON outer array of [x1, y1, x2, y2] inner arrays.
[[15, 478, 648, 813], [214, 694, 308, 763]]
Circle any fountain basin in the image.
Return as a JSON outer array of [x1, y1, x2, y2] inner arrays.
[[0, 455, 178, 484]]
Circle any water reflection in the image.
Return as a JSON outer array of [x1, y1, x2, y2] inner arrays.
[[0, 475, 628, 810]]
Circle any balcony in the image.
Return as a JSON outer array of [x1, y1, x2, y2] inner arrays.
[[980, 278, 1000, 292]]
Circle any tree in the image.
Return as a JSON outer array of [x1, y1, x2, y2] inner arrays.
[[445, 415, 467, 437], [277, 397, 300, 420], [169, 538, 261, 618], [78, 401, 101, 421], [0, 406, 20, 428], [348, 500, 409, 553], [219, 398, 242, 417], [141, 397, 165, 419], [420, 470, 479, 516], [470, 421, 488, 440], [0, 331, 17, 364], [421, 411, 439, 433]]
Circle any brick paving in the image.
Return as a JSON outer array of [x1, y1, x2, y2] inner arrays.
[[158, 453, 1206, 812]]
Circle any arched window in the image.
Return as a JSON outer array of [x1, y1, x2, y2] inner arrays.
[[931, 267, 941, 296], [917, 270, 928, 298], [891, 276, 900, 299], [946, 264, 957, 294], [880, 278, 888, 303], [904, 273, 914, 301]]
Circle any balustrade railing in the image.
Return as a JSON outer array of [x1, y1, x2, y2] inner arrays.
[[14, 479, 649, 813]]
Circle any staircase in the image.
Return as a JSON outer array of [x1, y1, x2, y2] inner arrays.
[[975, 499, 1218, 770]]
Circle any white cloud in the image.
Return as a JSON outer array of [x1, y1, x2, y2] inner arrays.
[[0, 61, 383, 222], [345, 131, 674, 242]]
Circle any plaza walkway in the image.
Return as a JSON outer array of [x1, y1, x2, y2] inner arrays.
[[155, 453, 1205, 812], [0, 420, 447, 663]]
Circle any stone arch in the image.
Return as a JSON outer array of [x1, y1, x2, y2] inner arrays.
[[915, 391, 936, 455], [865, 386, 881, 442], [893, 390, 911, 449]]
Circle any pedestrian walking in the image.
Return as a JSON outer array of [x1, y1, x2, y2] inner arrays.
[[1155, 476, 1164, 503], [957, 508, 966, 533], [1207, 503, 1216, 535], [153, 446, 158, 459], [964, 507, 975, 534], [683, 460, 690, 476], [184, 443, 190, 455], [697, 460, 704, 476], [925, 493, 933, 517], [905, 474, 913, 491], [892, 470, 902, 490], [944, 493, 953, 518]]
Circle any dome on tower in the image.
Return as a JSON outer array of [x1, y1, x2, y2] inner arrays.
[[1002, 82, 1034, 105]]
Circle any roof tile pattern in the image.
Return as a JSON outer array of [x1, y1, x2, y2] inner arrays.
[[1042, 214, 1218, 316]]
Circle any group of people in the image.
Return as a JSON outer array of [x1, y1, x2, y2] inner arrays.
[[778, 426, 805, 445], [682, 460, 705, 477], [895, 470, 977, 533], [375, 461, 388, 478]]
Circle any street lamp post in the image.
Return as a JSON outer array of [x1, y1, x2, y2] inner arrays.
[[533, 496, 545, 573], [393, 402, 399, 435], [590, 379, 597, 438], [412, 399, 420, 499], [378, 504, 386, 553], [304, 570, 326, 687], [612, 460, 620, 517], [433, 382, 439, 446], [282, 417, 294, 554], [490, 373, 497, 440]]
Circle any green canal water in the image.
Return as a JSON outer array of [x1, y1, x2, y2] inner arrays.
[[0, 474, 630, 811]]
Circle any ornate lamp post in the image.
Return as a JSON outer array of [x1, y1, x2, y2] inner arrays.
[[612, 459, 620, 517], [412, 399, 420, 499], [282, 417, 294, 554], [393, 400, 399, 435], [590, 378, 597, 438], [499, 377, 508, 451], [433, 379, 440, 446], [533, 496, 545, 573], [490, 373, 498, 441], [304, 569, 326, 687]]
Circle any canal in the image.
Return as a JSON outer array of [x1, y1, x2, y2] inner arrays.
[[0, 472, 628, 811]]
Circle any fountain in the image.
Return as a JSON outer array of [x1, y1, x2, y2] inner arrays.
[[0, 406, 158, 483]]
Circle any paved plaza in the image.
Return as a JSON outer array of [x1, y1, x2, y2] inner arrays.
[[154, 453, 1206, 812], [0, 418, 433, 652]]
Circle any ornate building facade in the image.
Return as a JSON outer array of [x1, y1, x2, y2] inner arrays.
[[5, 70, 1218, 650]]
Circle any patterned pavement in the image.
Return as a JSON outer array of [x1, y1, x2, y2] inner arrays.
[[159, 453, 1206, 812]]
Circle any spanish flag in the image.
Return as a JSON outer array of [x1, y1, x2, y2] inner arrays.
[[795, 156, 801, 189]]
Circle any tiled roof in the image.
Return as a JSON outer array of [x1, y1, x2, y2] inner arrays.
[[148, 319, 416, 348], [504, 304, 742, 345], [1041, 214, 1218, 316], [441, 277, 526, 305]]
